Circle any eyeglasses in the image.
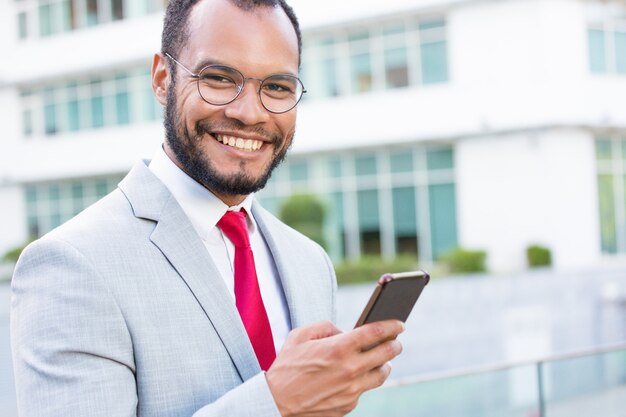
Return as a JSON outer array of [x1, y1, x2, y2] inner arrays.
[[165, 52, 306, 114]]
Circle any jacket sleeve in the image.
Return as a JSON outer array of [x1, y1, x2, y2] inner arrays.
[[11, 237, 138, 417], [11, 237, 283, 417]]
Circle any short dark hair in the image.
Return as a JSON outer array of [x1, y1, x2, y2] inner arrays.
[[161, 0, 302, 72]]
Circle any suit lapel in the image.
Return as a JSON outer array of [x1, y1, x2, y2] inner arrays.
[[119, 161, 260, 381], [252, 202, 320, 330]]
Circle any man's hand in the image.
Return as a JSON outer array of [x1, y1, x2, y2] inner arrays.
[[265, 320, 405, 417]]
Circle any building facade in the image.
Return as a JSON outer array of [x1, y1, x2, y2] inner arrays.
[[1, 0, 625, 272]]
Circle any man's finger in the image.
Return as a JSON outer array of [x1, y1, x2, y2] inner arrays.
[[349, 320, 405, 350], [286, 320, 343, 344]]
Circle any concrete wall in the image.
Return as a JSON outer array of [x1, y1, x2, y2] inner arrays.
[[456, 129, 601, 272]]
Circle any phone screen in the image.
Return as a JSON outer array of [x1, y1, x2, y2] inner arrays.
[[354, 270, 429, 327]]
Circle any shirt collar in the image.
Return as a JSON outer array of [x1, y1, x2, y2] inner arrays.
[[148, 145, 257, 241]]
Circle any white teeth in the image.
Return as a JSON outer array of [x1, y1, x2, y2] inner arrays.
[[216, 134, 263, 152]]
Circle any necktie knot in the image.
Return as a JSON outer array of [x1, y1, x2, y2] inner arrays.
[[217, 210, 250, 248]]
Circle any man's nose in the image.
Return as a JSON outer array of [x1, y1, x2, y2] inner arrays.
[[223, 81, 270, 125]]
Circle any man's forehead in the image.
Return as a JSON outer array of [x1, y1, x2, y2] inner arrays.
[[183, 0, 299, 71]]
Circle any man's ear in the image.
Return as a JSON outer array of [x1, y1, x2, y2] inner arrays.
[[152, 53, 170, 106]]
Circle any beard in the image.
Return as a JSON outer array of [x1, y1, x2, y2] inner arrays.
[[163, 83, 292, 197]]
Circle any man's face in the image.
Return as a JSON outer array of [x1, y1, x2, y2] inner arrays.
[[163, 0, 299, 204]]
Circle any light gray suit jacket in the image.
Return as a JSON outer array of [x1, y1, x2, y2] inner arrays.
[[10, 160, 336, 417]]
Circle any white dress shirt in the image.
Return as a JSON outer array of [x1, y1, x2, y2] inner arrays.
[[149, 146, 291, 353]]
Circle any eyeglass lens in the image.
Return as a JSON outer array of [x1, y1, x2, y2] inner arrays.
[[197, 65, 304, 113]]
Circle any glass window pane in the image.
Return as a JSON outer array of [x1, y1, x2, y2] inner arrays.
[[326, 157, 342, 178], [383, 23, 405, 37], [143, 84, 157, 121], [91, 80, 104, 128], [589, 29, 607, 73], [322, 58, 339, 97], [25, 187, 37, 204], [116, 91, 130, 125], [351, 53, 372, 93], [112, 0, 124, 20], [355, 155, 377, 176], [87, 0, 99, 26], [596, 138, 613, 161], [385, 47, 409, 88], [419, 20, 445, 31], [358, 189, 380, 255], [421, 41, 448, 84], [357, 189, 379, 228], [50, 212, 62, 229], [67, 99, 80, 131], [91, 96, 104, 128], [427, 148, 454, 170], [390, 151, 414, 173], [49, 184, 60, 201], [18, 12, 28, 39], [71, 182, 84, 214], [44, 102, 57, 135], [429, 183, 457, 259], [22, 109, 33, 136], [95, 179, 109, 197], [39, 4, 53, 36], [616, 31, 626, 74], [60, 0, 73, 32], [66, 82, 80, 131], [598, 174, 617, 254], [329, 191, 346, 259], [289, 160, 309, 182], [392, 186, 417, 234], [348, 30, 369, 43]]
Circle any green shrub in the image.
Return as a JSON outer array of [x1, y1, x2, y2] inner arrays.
[[278, 193, 327, 249], [334, 255, 420, 285], [440, 248, 486, 274], [527, 244, 552, 268], [2, 238, 34, 263]]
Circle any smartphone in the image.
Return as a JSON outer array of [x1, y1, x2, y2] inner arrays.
[[354, 270, 430, 328]]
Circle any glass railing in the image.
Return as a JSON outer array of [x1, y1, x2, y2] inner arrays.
[[350, 343, 626, 417]]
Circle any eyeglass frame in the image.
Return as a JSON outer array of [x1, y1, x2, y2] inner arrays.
[[164, 52, 306, 114]]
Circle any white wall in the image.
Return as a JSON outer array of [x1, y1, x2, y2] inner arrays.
[[456, 129, 601, 272]]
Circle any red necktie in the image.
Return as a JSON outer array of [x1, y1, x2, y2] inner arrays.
[[217, 210, 276, 371]]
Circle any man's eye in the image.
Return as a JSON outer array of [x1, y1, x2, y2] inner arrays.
[[202, 74, 236, 84], [264, 83, 292, 93]]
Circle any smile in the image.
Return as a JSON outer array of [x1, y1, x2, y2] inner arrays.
[[215, 134, 263, 152]]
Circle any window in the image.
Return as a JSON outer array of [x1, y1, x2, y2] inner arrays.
[[15, 0, 165, 39], [392, 186, 418, 255], [349, 31, 373, 93], [588, 18, 626, 75], [19, 68, 161, 138], [358, 189, 381, 255], [24, 176, 124, 238], [257, 145, 457, 263], [383, 24, 409, 88], [419, 20, 449, 84], [595, 136, 626, 254], [301, 16, 449, 100]]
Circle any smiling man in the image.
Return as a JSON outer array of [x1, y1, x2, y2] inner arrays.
[[10, 1, 405, 416]]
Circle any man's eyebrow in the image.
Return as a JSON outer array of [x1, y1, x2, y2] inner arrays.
[[193, 57, 299, 77], [193, 58, 226, 72]]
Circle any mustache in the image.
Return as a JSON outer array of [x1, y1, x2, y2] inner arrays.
[[195, 119, 281, 146]]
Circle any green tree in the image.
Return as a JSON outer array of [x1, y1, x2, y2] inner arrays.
[[278, 193, 327, 249]]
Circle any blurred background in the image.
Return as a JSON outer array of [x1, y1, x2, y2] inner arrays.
[[1, 0, 626, 415]]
